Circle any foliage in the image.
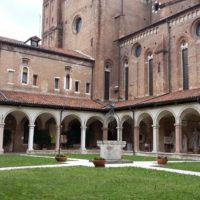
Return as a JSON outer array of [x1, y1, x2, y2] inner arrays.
[[3, 129, 12, 146], [34, 129, 51, 149], [93, 156, 105, 160], [157, 156, 168, 160], [55, 154, 67, 158]]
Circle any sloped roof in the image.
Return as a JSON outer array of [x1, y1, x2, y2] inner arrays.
[[0, 88, 200, 112], [0, 90, 103, 111], [0, 36, 94, 61], [114, 88, 200, 109]]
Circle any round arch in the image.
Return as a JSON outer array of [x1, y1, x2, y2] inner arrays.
[[34, 111, 58, 125], [4, 109, 31, 124], [135, 112, 153, 127], [86, 116, 104, 127], [156, 110, 176, 153], [155, 110, 176, 125], [179, 107, 200, 154], [85, 116, 104, 149], [121, 115, 133, 125], [62, 114, 82, 125], [179, 107, 200, 121]]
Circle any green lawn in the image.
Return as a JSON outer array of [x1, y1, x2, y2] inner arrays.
[[38, 153, 158, 161], [68, 154, 179, 161], [163, 162, 200, 172], [0, 167, 199, 200], [0, 155, 58, 167]]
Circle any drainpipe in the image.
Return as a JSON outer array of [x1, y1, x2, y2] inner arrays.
[[131, 108, 135, 154], [58, 108, 64, 155]]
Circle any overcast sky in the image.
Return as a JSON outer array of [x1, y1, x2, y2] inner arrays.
[[0, 0, 42, 41]]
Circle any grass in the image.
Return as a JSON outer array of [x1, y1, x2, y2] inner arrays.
[[0, 167, 200, 200], [0, 154, 182, 168], [163, 162, 200, 172], [0, 155, 58, 168], [67, 154, 179, 161], [38, 153, 159, 161]]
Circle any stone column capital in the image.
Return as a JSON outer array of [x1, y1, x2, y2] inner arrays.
[[0, 123, 5, 128], [29, 124, 35, 128], [81, 126, 87, 130], [116, 126, 123, 130], [174, 123, 182, 127], [152, 124, 159, 129]]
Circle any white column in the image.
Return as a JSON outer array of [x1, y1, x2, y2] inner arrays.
[[117, 126, 123, 141], [81, 126, 86, 151], [55, 125, 60, 151], [152, 125, 159, 153], [0, 123, 5, 153], [27, 124, 35, 153]]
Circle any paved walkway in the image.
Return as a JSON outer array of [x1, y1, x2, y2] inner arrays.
[[1, 155, 200, 177]]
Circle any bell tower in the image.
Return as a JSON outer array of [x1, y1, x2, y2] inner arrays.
[[42, 0, 63, 48], [41, 0, 152, 101]]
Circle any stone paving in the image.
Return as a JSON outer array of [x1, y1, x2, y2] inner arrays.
[[0, 155, 200, 177]]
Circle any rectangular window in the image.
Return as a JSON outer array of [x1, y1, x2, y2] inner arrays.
[[55, 78, 60, 89], [86, 83, 90, 94], [22, 67, 28, 84], [75, 81, 79, 92], [7, 70, 14, 84], [33, 74, 38, 86], [65, 74, 70, 90]]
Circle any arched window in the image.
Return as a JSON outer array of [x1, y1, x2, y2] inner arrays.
[[22, 67, 28, 84], [147, 54, 153, 96], [124, 60, 129, 100], [104, 62, 111, 100], [76, 17, 82, 33], [73, 16, 82, 34], [65, 74, 71, 90], [181, 41, 189, 90], [133, 43, 142, 58], [196, 22, 200, 37]]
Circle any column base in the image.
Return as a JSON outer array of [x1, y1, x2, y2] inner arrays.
[[26, 149, 34, 154], [80, 149, 87, 154], [0, 149, 4, 154], [175, 151, 182, 154]]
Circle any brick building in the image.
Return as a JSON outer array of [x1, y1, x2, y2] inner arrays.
[[0, 0, 200, 158]]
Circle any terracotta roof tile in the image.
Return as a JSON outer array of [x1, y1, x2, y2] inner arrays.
[[114, 96, 153, 108], [0, 90, 103, 110], [0, 89, 200, 111], [115, 88, 200, 108]]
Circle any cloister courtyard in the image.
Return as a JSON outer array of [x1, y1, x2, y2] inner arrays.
[[0, 154, 200, 200]]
